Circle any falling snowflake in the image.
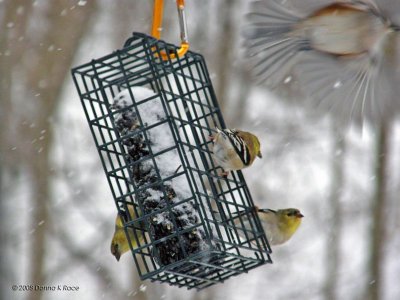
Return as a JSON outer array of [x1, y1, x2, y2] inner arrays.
[[283, 76, 292, 84], [139, 284, 147, 292], [333, 81, 342, 88]]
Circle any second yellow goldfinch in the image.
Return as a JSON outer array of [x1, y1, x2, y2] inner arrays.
[[235, 207, 303, 246], [210, 128, 262, 175], [257, 208, 303, 246], [110, 205, 145, 261]]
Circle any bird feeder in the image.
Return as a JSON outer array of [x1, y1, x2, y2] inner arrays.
[[71, 0, 271, 291]]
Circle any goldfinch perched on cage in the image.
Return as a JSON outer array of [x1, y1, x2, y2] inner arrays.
[[110, 206, 144, 261], [258, 208, 303, 246], [210, 128, 262, 176], [243, 0, 400, 125]]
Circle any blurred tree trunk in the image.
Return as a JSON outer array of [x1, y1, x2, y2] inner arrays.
[[111, 0, 138, 47], [323, 128, 345, 300], [0, 0, 33, 170], [0, 1, 34, 298], [215, 0, 236, 113], [0, 165, 8, 300], [192, 0, 210, 55], [9, 2, 97, 300], [365, 121, 391, 300]]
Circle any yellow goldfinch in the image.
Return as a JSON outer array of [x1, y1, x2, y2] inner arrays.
[[210, 128, 262, 176], [257, 208, 303, 246], [110, 206, 144, 261]]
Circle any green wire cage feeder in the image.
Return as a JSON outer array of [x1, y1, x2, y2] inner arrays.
[[71, 0, 271, 290]]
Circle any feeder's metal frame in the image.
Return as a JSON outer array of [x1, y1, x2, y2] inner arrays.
[[71, 32, 272, 290]]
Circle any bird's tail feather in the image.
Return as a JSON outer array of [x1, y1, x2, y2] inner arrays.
[[243, 0, 308, 87]]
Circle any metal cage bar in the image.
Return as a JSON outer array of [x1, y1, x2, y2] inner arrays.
[[71, 32, 272, 290]]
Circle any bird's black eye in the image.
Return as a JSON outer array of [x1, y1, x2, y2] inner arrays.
[[287, 211, 295, 217]]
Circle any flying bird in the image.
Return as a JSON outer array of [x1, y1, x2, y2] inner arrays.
[[243, 0, 400, 125]]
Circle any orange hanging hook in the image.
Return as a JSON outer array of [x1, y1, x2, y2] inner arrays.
[[151, 0, 189, 59]]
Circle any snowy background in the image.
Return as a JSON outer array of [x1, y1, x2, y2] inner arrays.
[[1, 1, 400, 300]]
